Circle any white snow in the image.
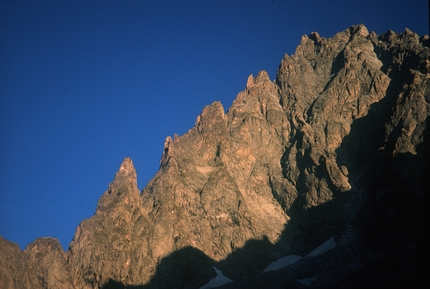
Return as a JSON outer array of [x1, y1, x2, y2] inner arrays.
[[262, 254, 303, 273], [261, 236, 337, 275], [297, 274, 319, 286], [200, 266, 232, 289], [199, 236, 336, 288], [306, 236, 337, 257]]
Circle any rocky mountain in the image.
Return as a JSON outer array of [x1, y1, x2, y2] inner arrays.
[[1, 24, 429, 288]]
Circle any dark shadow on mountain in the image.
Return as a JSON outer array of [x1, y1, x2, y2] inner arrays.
[[102, 174, 426, 288], [334, 47, 426, 258], [102, 129, 428, 288], [142, 246, 217, 289], [416, 115, 430, 287], [102, 54, 429, 289], [102, 278, 146, 289], [333, 257, 417, 288], [218, 267, 306, 289], [101, 191, 362, 289], [217, 236, 274, 279]]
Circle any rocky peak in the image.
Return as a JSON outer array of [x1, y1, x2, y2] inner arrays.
[[195, 101, 226, 134], [350, 23, 369, 38], [115, 157, 137, 182], [245, 74, 255, 89], [96, 157, 139, 213]]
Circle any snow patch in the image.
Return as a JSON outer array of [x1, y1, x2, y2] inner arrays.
[[200, 266, 232, 289], [262, 254, 303, 273], [307, 236, 337, 257], [297, 274, 319, 286]]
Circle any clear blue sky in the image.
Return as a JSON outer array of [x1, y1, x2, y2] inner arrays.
[[0, 0, 427, 250]]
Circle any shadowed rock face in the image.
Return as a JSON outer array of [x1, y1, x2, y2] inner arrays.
[[1, 25, 429, 288]]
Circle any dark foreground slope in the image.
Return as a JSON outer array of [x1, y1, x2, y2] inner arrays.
[[1, 25, 429, 288]]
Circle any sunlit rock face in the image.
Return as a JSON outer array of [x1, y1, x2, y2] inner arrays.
[[1, 25, 429, 288]]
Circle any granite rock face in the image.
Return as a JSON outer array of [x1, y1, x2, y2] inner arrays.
[[1, 25, 429, 288]]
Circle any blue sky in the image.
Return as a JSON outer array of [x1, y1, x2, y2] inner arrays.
[[0, 0, 427, 250]]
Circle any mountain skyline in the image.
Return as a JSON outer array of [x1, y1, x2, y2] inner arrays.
[[0, 0, 428, 251], [1, 21, 429, 288]]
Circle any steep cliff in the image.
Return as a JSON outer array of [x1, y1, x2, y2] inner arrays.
[[1, 24, 429, 288]]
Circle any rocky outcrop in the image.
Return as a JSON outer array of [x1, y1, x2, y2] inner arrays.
[[0, 24, 429, 288], [0, 236, 73, 289], [66, 157, 152, 288]]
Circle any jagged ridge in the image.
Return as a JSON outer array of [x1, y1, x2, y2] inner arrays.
[[1, 24, 429, 288]]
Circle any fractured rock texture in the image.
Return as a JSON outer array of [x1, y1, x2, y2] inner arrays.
[[1, 25, 429, 288]]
